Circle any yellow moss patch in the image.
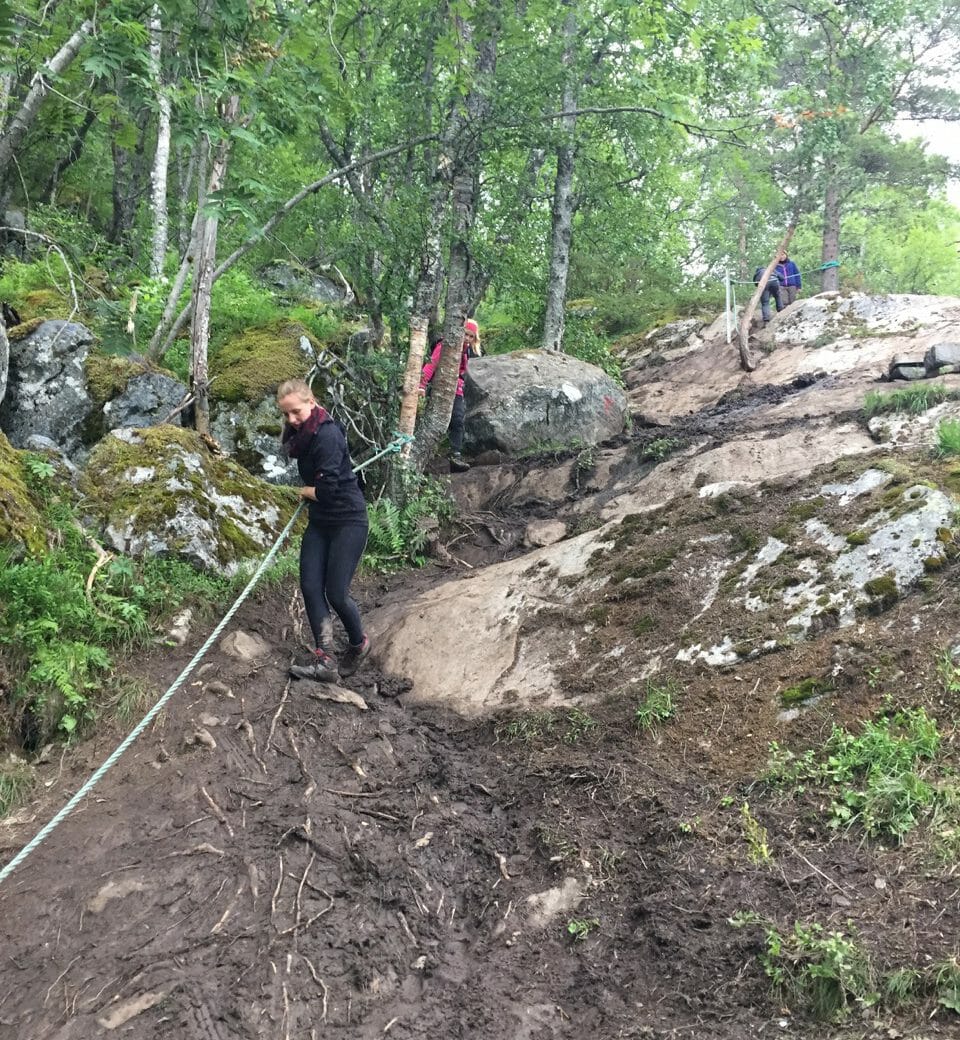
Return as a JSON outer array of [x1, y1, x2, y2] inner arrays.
[[7, 317, 45, 342], [79, 425, 298, 569], [211, 320, 317, 403], [0, 434, 46, 555], [21, 289, 73, 321], [84, 353, 177, 406]]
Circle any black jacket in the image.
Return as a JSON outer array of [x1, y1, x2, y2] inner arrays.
[[295, 417, 367, 526]]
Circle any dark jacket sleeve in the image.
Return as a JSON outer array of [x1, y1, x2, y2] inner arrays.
[[307, 423, 347, 501]]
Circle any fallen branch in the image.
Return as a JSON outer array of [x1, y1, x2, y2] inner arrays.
[[200, 786, 234, 839]]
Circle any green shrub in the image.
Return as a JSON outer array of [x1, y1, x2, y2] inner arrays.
[[757, 919, 878, 1019], [363, 469, 455, 571]]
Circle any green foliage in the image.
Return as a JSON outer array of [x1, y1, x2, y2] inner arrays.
[[566, 917, 600, 942], [0, 493, 232, 738], [561, 315, 623, 382], [364, 469, 455, 571], [634, 678, 677, 732], [765, 708, 945, 840], [863, 382, 955, 418], [751, 918, 878, 1019], [935, 419, 960, 458], [642, 437, 683, 463]]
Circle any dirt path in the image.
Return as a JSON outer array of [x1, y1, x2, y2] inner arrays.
[[2, 571, 958, 1040]]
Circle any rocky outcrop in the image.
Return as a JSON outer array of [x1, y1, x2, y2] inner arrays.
[[0, 320, 95, 454], [371, 293, 960, 718], [210, 396, 298, 484], [464, 351, 627, 454], [79, 425, 298, 575], [103, 371, 188, 430], [258, 262, 354, 307]]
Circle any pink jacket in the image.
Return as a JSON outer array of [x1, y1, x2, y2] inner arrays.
[[420, 341, 469, 398]]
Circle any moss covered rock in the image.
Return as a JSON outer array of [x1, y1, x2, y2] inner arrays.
[[211, 321, 317, 403], [80, 425, 299, 575], [0, 433, 46, 555]]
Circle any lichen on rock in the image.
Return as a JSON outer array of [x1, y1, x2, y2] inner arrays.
[[79, 425, 299, 575], [0, 433, 46, 555], [210, 321, 317, 403]]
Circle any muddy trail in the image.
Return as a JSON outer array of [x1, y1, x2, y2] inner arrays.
[[1, 544, 959, 1040], [5, 337, 960, 1039]]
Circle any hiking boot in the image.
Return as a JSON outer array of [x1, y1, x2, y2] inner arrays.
[[290, 648, 338, 682], [338, 635, 371, 678], [449, 453, 471, 473]]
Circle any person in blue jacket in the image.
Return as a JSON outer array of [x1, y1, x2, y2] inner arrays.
[[277, 378, 370, 683], [753, 265, 782, 324], [775, 252, 802, 306]]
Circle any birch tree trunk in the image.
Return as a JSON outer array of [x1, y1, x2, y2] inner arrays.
[[397, 187, 448, 448], [821, 176, 841, 292], [0, 20, 94, 196], [737, 224, 796, 372], [0, 315, 8, 408], [541, 4, 578, 353], [411, 13, 498, 470], [148, 5, 172, 278], [189, 95, 239, 435]]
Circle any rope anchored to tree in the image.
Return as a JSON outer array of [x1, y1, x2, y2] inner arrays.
[[0, 431, 413, 889]]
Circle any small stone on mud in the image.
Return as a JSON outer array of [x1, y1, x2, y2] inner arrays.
[[166, 608, 193, 646], [198, 713, 223, 727], [205, 680, 234, 698], [186, 728, 217, 750], [220, 629, 272, 662]]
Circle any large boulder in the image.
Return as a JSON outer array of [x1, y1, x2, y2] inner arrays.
[[79, 425, 298, 576], [0, 320, 95, 454], [0, 432, 46, 555], [103, 371, 188, 430], [210, 396, 298, 484], [463, 351, 627, 454], [258, 262, 354, 308]]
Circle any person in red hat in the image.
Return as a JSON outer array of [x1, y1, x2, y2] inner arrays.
[[419, 319, 481, 472]]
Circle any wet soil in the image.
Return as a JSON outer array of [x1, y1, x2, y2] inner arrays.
[[3, 436, 960, 1039]]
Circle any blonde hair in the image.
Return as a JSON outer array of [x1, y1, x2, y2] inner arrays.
[[276, 378, 313, 403]]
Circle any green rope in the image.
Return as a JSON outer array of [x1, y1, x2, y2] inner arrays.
[[0, 431, 413, 888]]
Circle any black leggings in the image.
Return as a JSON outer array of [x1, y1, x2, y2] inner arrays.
[[299, 521, 368, 647], [449, 395, 465, 453]]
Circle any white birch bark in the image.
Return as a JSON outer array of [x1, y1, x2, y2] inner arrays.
[[148, 5, 172, 278], [541, 4, 578, 353], [0, 20, 94, 182]]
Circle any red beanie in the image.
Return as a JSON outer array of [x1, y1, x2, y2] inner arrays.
[[464, 319, 479, 335]]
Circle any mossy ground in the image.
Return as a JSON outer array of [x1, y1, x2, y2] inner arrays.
[[0, 434, 46, 555]]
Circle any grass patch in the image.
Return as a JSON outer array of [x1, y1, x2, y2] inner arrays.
[[634, 678, 677, 732], [0, 758, 35, 818], [935, 418, 960, 458], [863, 382, 955, 418], [765, 707, 947, 841]]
